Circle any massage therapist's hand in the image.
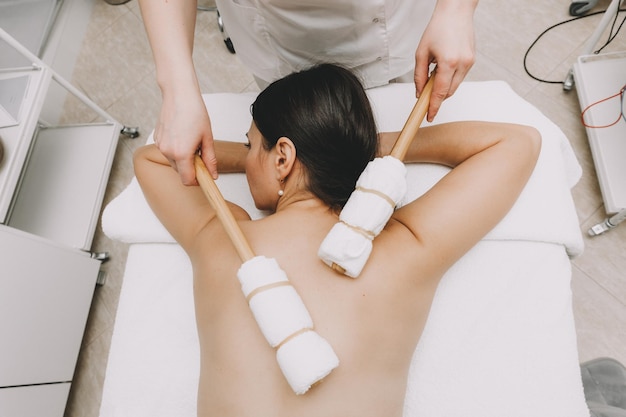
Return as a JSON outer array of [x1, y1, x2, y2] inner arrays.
[[154, 88, 218, 185], [138, 0, 217, 184], [414, 0, 477, 122]]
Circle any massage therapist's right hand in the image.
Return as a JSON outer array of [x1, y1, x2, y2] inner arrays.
[[154, 89, 218, 185]]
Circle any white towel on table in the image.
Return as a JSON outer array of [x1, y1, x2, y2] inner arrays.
[[103, 82, 583, 257]]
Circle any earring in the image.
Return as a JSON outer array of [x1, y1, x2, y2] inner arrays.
[[278, 177, 285, 197]]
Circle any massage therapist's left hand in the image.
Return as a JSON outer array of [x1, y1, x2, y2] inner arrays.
[[414, 0, 477, 122]]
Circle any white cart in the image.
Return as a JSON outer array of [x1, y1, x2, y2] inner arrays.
[[0, 27, 134, 417], [566, 0, 626, 235]]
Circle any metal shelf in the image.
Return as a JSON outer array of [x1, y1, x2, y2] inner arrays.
[[0, 27, 122, 250]]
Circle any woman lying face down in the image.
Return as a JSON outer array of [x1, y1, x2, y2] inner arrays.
[[134, 64, 541, 417]]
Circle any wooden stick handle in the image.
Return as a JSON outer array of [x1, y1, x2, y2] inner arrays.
[[194, 155, 256, 262], [389, 75, 435, 160]]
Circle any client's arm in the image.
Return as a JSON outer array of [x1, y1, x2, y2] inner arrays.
[[389, 121, 541, 273], [213, 140, 247, 173], [134, 143, 249, 251]]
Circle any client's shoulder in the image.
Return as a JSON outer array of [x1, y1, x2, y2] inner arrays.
[[367, 218, 443, 284]]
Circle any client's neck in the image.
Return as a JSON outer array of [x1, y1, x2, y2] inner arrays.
[[275, 190, 325, 214]]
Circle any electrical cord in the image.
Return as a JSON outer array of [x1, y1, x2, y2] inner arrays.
[[597, 6, 626, 54], [580, 84, 626, 128], [523, 7, 626, 85]]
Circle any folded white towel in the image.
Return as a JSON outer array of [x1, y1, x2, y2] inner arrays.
[[318, 156, 407, 277], [103, 82, 582, 257], [237, 256, 339, 394]]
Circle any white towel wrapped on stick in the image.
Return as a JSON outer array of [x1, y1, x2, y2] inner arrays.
[[318, 76, 434, 278], [238, 255, 339, 394], [318, 156, 407, 277]]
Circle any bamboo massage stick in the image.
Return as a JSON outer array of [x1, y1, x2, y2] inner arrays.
[[194, 155, 255, 262], [317, 74, 435, 278], [390, 74, 435, 160], [194, 155, 339, 395]]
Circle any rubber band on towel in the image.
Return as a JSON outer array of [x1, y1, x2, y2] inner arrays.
[[340, 221, 376, 240], [245, 281, 293, 303], [275, 327, 314, 350], [355, 186, 397, 208]]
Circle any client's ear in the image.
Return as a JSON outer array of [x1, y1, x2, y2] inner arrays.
[[274, 136, 296, 177]]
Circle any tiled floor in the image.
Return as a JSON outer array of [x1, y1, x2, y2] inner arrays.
[[61, 0, 625, 415]]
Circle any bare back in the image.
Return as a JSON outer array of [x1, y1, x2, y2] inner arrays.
[[190, 205, 436, 417]]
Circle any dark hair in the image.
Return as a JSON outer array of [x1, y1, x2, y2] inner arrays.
[[251, 64, 379, 211]]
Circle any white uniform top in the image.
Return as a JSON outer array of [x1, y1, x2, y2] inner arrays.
[[214, 0, 436, 88]]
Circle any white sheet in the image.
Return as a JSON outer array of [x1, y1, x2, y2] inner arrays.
[[99, 244, 198, 417], [102, 81, 583, 256], [100, 81, 589, 417]]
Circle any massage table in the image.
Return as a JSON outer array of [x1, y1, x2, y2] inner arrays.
[[99, 81, 591, 417]]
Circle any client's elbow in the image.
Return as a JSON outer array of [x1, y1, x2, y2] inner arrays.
[[132, 144, 161, 182], [524, 125, 542, 165], [132, 145, 149, 178], [512, 124, 542, 170]]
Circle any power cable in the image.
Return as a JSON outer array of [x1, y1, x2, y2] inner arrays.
[[523, 7, 626, 85]]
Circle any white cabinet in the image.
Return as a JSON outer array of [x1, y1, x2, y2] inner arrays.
[[0, 384, 70, 417], [573, 52, 626, 214], [0, 27, 127, 416], [0, 226, 99, 385], [564, 0, 626, 234]]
